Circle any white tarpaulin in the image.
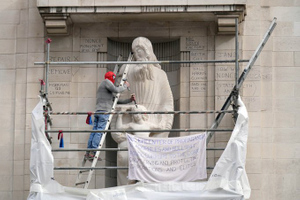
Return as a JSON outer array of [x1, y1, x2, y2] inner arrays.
[[28, 96, 250, 200], [127, 133, 207, 182]]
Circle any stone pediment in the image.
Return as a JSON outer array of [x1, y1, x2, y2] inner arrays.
[[37, 1, 246, 35]]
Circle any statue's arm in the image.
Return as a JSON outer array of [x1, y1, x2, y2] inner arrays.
[[148, 122, 163, 130], [160, 75, 174, 130], [116, 114, 130, 130]]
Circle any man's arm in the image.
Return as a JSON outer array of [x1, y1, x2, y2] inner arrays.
[[118, 94, 135, 104], [105, 79, 128, 93]]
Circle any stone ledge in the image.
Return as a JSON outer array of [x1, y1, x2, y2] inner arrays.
[[37, 5, 246, 35]]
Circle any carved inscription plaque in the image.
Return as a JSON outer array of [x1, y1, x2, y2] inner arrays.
[[261, 67, 272, 81], [216, 66, 235, 81], [191, 82, 207, 93], [48, 82, 70, 97], [50, 55, 79, 62], [190, 51, 206, 61], [215, 96, 228, 111], [48, 67, 72, 82], [48, 65, 72, 97], [80, 38, 106, 53], [216, 50, 236, 60], [216, 82, 235, 96], [243, 97, 260, 111], [216, 81, 260, 96], [191, 66, 207, 81], [49, 52, 79, 63], [216, 96, 260, 112], [247, 68, 261, 81], [186, 37, 206, 50], [242, 82, 259, 96]]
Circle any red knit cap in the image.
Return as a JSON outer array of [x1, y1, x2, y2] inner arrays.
[[105, 71, 116, 84]]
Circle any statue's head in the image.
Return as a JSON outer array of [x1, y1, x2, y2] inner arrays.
[[131, 105, 149, 122], [131, 37, 161, 81], [132, 37, 154, 61]]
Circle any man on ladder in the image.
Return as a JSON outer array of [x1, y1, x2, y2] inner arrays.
[[85, 71, 135, 160]]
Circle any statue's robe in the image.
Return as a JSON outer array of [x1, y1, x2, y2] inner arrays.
[[119, 65, 174, 137]]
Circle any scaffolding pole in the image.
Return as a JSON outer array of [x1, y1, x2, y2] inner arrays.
[[48, 110, 234, 115], [206, 17, 277, 145], [34, 59, 249, 66], [54, 166, 215, 170], [45, 128, 233, 133], [52, 147, 225, 152], [232, 17, 240, 121], [45, 40, 50, 96]]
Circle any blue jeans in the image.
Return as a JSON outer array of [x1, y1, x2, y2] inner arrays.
[[87, 111, 109, 149]]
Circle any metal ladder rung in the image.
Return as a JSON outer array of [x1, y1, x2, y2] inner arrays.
[[75, 181, 88, 186], [79, 170, 90, 173]]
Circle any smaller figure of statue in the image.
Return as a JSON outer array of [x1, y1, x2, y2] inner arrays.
[[113, 105, 162, 185], [116, 105, 162, 137]]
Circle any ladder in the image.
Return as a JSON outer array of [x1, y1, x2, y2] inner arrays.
[[75, 53, 134, 189], [206, 17, 277, 144], [113, 54, 123, 75]]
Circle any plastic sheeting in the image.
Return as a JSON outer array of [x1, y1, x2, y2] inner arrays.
[[27, 96, 250, 200]]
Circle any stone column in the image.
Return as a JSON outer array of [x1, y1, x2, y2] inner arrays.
[[180, 36, 209, 136]]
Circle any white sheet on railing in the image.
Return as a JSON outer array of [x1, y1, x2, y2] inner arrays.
[[27, 96, 250, 200], [127, 133, 207, 182]]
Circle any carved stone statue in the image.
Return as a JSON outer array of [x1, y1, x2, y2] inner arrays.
[[111, 37, 174, 185], [113, 105, 163, 185], [119, 37, 174, 137]]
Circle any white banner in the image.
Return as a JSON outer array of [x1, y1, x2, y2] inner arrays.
[[127, 133, 207, 183]]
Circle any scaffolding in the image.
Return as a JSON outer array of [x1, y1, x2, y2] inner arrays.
[[34, 17, 277, 189]]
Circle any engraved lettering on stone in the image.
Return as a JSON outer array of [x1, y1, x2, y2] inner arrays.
[[243, 97, 260, 111], [215, 96, 228, 109], [216, 82, 235, 95], [80, 38, 105, 53], [190, 51, 206, 61], [261, 67, 272, 81], [48, 69, 71, 75], [247, 68, 261, 81], [216, 51, 235, 59], [216, 66, 235, 80], [48, 82, 70, 97], [216, 96, 228, 101], [191, 66, 207, 80], [141, 6, 184, 12], [164, 6, 182, 12], [191, 82, 206, 92], [262, 73, 272, 81], [186, 38, 205, 50], [141, 6, 161, 12], [49, 55, 79, 62], [48, 67, 72, 82], [242, 82, 258, 96]]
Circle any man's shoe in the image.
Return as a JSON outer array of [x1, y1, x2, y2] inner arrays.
[[84, 152, 91, 160], [88, 152, 102, 162]]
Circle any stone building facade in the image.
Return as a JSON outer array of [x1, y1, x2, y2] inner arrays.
[[0, 0, 299, 199]]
